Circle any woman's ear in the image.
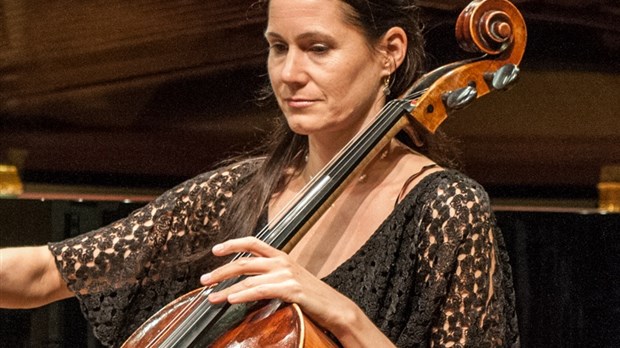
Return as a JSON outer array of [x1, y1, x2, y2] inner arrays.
[[380, 27, 407, 74]]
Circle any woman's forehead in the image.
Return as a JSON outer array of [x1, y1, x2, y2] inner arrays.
[[267, 0, 347, 24], [266, 0, 364, 38]]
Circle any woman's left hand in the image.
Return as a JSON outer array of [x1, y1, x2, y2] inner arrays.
[[199, 236, 352, 334]]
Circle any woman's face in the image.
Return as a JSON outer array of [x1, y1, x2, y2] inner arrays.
[[266, 0, 388, 140]]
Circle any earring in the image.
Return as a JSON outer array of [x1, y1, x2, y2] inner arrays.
[[382, 75, 391, 96]]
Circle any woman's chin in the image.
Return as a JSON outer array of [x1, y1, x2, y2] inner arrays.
[[288, 126, 313, 136], [285, 118, 321, 136]]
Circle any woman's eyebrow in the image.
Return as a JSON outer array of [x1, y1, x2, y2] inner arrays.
[[264, 31, 333, 42]]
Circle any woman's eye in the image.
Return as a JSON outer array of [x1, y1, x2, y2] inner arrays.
[[269, 43, 287, 54], [309, 44, 329, 54]]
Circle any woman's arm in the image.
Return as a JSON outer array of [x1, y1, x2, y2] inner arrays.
[[0, 246, 73, 308], [423, 178, 516, 346]]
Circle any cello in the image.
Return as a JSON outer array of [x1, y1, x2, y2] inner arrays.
[[123, 0, 527, 346]]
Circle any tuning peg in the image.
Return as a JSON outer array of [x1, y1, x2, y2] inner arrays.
[[484, 63, 520, 91], [441, 82, 478, 111]]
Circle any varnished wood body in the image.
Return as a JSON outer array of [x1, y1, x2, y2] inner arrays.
[[122, 287, 210, 347], [211, 303, 339, 348], [122, 287, 338, 347]]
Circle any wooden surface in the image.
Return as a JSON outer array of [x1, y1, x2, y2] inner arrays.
[[0, 0, 618, 200], [1, 0, 267, 119]]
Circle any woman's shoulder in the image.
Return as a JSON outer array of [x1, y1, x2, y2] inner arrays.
[[419, 169, 490, 211], [419, 169, 486, 192], [180, 157, 264, 188], [403, 168, 492, 211], [152, 157, 265, 205], [193, 157, 264, 184]]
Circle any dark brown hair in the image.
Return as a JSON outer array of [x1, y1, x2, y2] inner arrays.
[[221, 0, 458, 239]]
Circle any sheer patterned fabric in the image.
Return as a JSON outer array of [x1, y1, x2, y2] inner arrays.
[[322, 170, 519, 347], [49, 162, 519, 347]]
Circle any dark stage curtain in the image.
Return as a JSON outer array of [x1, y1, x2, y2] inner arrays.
[[496, 209, 620, 348]]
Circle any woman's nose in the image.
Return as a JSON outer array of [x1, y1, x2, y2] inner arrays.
[[279, 50, 308, 85]]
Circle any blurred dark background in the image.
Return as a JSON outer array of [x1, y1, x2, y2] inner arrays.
[[0, 0, 618, 205], [1, 1, 619, 347]]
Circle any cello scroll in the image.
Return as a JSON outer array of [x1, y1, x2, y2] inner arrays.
[[405, 0, 527, 133]]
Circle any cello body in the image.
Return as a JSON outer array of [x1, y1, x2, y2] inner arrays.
[[122, 288, 339, 347], [211, 302, 339, 348]]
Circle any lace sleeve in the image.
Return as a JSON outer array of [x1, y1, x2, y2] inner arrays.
[[418, 177, 515, 347], [46, 161, 256, 347]]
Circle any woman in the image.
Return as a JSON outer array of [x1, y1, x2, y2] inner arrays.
[[0, 0, 519, 346]]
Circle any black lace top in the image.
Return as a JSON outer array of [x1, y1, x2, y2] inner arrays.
[[48, 161, 519, 347]]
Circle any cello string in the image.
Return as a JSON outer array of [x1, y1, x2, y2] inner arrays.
[[151, 102, 405, 347], [253, 94, 424, 241], [156, 90, 426, 347], [160, 93, 424, 347]]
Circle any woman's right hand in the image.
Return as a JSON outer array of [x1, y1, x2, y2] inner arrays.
[[200, 237, 396, 348], [0, 245, 73, 308]]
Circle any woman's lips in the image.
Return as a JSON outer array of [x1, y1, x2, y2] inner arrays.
[[285, 98, 318, 108]]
